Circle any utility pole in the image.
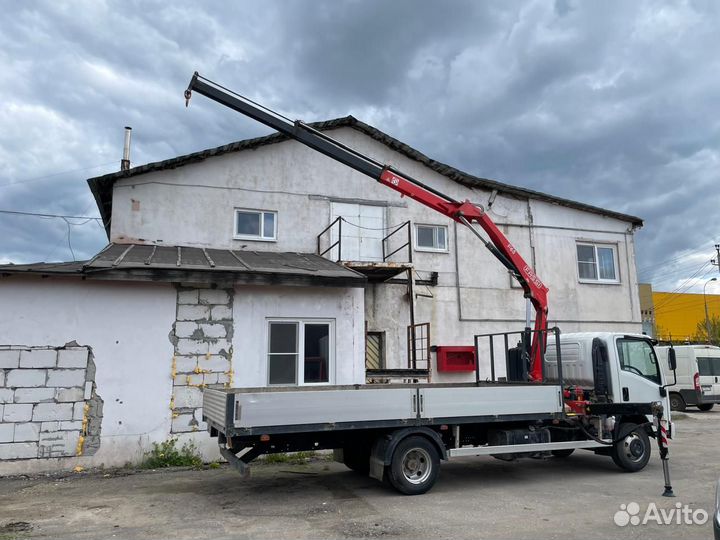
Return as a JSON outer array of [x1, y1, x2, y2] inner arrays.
[[713, 244, 720, 274]]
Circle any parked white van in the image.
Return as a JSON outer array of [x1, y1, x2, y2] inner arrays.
[[656, 345, 720, 411]]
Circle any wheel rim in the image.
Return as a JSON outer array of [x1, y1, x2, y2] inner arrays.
[[401, 448, 432, 485], [670, 396, 680, 409], [622, 433, 646, 463]]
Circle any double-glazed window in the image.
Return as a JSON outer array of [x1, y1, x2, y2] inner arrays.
[[616, 338, 660, 384], [267, 320, 333, 385], [235, 209, 277, 241], [577, 243, 618, 282], [415, 224, 448, 252]]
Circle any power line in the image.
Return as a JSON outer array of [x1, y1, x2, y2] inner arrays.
[[0, 161, 118, 189], [653, 263, 713, 310], [0, 209, 102, 222]]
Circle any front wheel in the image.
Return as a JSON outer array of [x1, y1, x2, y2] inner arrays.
[[611, 422, 651, 472], [697, 403, 714, 411], [669, 393, 686, 412], [387, 436, 440, 495]]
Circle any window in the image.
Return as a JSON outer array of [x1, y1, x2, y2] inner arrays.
[[697, 356, 720, 376], [577, 243, 618, 282], [267, 320, 333, 385], [415, 224, 448, 252], [616, 338, 660, 384], [235, 209, 276, 241]]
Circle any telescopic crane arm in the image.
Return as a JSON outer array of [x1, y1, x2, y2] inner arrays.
[[184, 72, 549, 382]]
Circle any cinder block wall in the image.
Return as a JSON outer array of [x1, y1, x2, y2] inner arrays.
[[169, 287, 234, 434], [0, 345, 102, 460]]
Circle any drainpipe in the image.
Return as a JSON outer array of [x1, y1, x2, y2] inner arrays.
[[121, 126, 132, 171]]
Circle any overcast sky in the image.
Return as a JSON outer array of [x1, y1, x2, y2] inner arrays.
[[1, 0, 719, 294]]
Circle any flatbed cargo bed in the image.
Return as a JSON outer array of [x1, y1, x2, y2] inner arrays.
[[203, 382, 564, 436]]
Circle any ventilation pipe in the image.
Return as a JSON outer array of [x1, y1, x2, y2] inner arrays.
[[121, 126, 132, 171]]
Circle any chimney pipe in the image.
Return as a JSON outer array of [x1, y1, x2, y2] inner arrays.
[[121, 126, 132, 171]]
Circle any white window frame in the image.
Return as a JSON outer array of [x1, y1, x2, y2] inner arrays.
[[234, 208, 277, 242], [576, 242, 620, 284], [414, 223, 449, 253], [266, 318, 335, 386]]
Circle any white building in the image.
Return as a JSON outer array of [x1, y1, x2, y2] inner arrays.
[[0, 116, 643, 472]]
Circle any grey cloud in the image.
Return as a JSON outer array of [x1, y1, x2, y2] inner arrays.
[[0, 0, 718, 291]]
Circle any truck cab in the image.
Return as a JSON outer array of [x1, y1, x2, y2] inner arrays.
[[546, 332, 671, 430]]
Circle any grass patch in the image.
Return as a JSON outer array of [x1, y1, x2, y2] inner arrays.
[[141, 438, 203, 469], [263, 451, 317, 464]]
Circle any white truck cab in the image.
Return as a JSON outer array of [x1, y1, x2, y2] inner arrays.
[[546, 332, 672, 429], [656, 345, 720, 411]]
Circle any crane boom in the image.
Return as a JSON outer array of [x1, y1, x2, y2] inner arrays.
[[184, 72, 549, 381]]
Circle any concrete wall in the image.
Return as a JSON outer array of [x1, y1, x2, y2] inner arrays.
[[108, 127, 642, 379]]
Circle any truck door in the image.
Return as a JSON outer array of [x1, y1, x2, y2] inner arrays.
[[613, 337, 665, 405]]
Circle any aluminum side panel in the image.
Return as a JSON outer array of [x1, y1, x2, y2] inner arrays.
[[234, 388, 416, 428], [421, 385, 562, 418]]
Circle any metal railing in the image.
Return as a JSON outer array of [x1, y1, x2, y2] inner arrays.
[[316, 216, 343, 262], [472, 327, 563, 388], [382, 220, 412, 263]]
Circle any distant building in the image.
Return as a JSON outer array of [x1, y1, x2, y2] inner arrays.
[[639, 283, 720, 342]]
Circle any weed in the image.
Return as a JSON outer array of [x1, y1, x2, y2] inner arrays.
[[263, 451, 317, 464], [142, 438, 203, 469]]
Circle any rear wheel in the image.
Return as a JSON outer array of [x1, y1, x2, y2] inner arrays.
[[387, 436, 440, 495], [669, 393, 686, 412], [611, 422, 651, 472], [551, 449, 575, 458], [697, 403, 714, 411]]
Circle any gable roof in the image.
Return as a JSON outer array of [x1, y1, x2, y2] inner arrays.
[[87, 116, 643, 236]]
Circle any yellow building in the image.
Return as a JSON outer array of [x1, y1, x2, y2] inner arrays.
[[640, 283, 720, 341]]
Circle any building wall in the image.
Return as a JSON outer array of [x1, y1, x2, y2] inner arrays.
[[108, 127, 643, 378], [653, 290, 720, 341], [0, 278, 177, 473], [0, 276, 365, 472], [0, 345, 101, 460], [232, 286, 365, 387]]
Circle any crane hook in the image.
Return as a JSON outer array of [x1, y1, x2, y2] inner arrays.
[[184, 89, 192, 108]]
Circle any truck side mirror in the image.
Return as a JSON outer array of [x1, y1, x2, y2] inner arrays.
[[668, 348, 677, 371]]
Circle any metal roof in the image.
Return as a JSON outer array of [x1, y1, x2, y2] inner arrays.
[[87, 116, 643, 236], [0, 244, 365, 287]]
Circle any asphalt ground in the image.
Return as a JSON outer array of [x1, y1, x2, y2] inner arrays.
[[1, 408, 718, 540]]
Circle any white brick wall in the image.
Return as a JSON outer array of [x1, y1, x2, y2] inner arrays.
[[0, 345, 96, 461], [19, 349, 57, 368], [170, 287, 234, 434]]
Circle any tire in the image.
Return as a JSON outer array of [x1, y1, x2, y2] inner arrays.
[[387, 436, 440, 495], [697, 403, 714, 411], [342, 446, 370, 475], [611, 422, 651, 472], [669, 393, 686, 412], [551, 449, 575, 458]]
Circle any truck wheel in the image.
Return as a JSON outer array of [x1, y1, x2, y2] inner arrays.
[[697, 403, 714, 411], [387, 436, 440, 495], [669, 393, 686, 412], [611, 423, 651, 472], [342, 446, 370, 475], [551, 449, 575, 458]]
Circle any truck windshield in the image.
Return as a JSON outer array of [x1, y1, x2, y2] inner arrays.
[[616, 338, 661, 384]]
